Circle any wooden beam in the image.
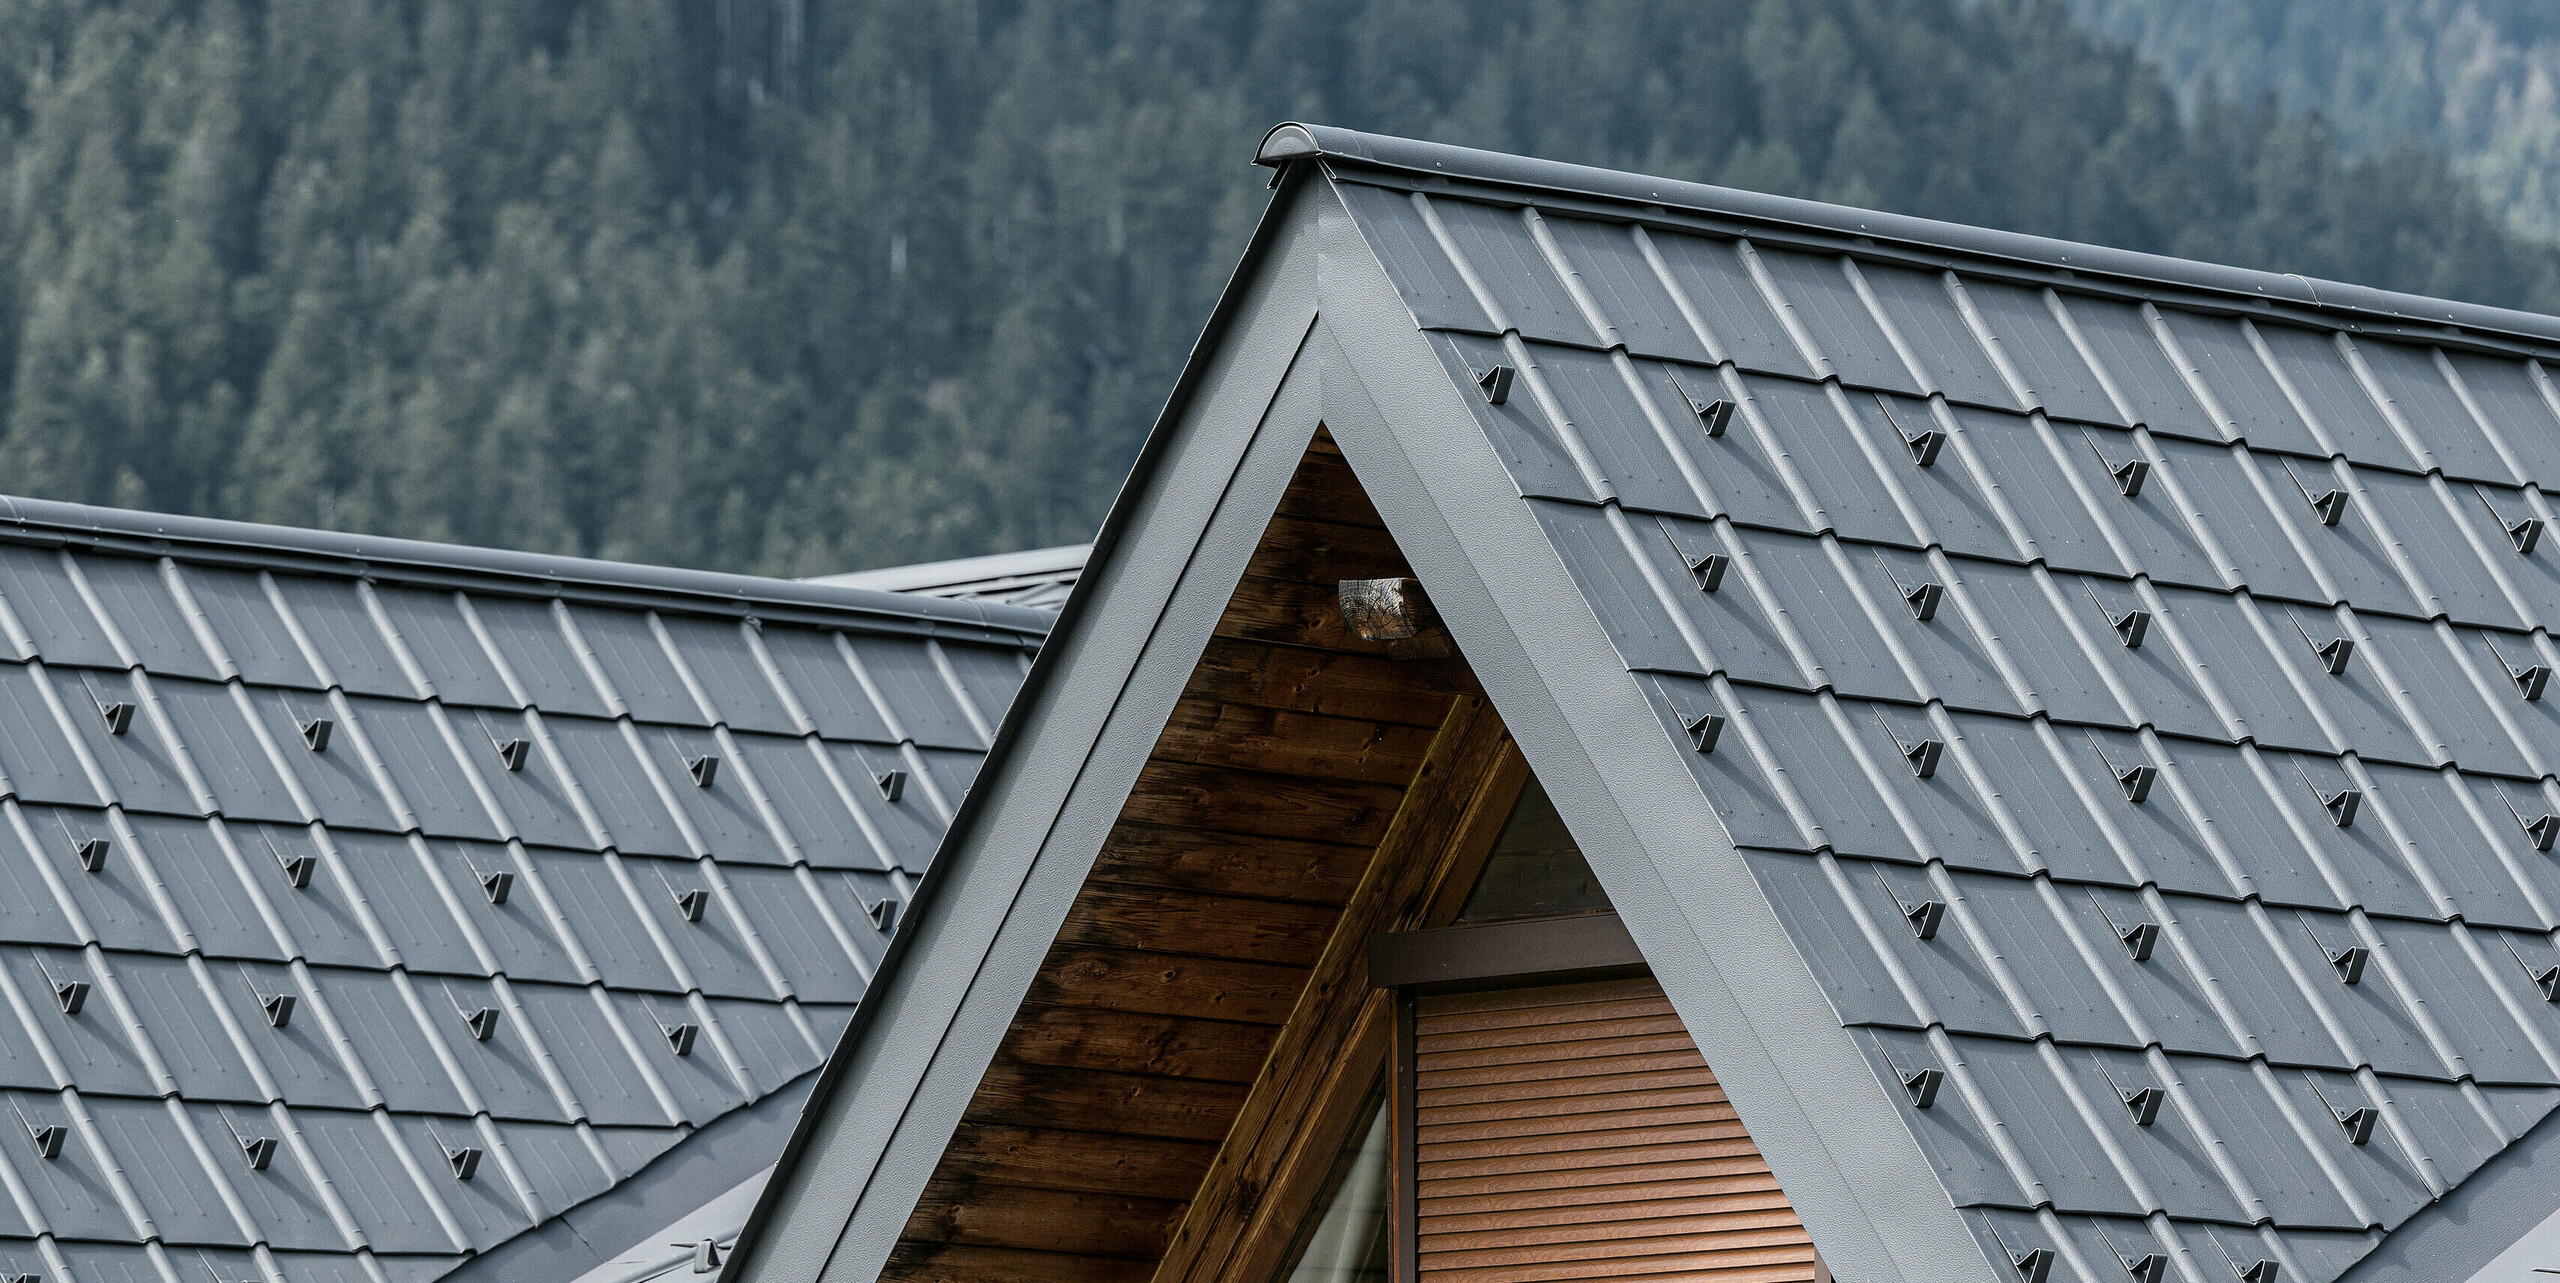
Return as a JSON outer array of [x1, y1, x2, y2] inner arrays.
[[1148, 696, 1528, 1283]]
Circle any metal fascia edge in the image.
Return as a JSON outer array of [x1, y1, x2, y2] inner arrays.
[[714, 158, 1326, 1283], [1253, 121, 2560, 350], [0, 492, 1052, 640]]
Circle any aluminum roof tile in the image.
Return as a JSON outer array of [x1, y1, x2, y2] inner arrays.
[[484, 1117, 614, 1221], [2351, 616, 2528, 775], [466, 596, 606, 719], [719, 865, 871, 1004], [753, 627, 896, 744], [1738, 850, 1926, 1028], [1844, 857, 2035, 1038], [1333, 181, 1496, 333], [0, 1089, 141, 1238], [217, 963, 365, 1111], [707, 998, 824, 1095], [0, 548, 115, 668], [659, 616, 801, 736], [1534, 215, 1714, 365], [1650, 516, 1808, 687], [72, 556, 218, 681], [531, 717, 682, 857], [153, 677, 301, 824], [269, 576, 413, 699], [1871, 550, 2026, 714], [2365, 918, 2560, 1086], [15, 805, 168, 951], [642, 725, 789, 866], [2278, 909, 2451, 1079], [1943, 871, 2136, 1046], [2157, 313, 2321, 456], [2069, 581, 2227, 741], [53, 669, 198, 816], [504, 982, 667, 1127], [2357, 340, 2508, 483], [1429, 332, 1605, 506], [2254, 326, 2422, 472], [286, 1106, 455, 1254], [1522, 343, 1711, 520], [2158, 897, 2354, 1071], [607, 991, 746, 1123], [2162, 1055, 2366, 1229], [2361, 765, 2548, 932], [82, 1094, 248, 1246], [2060, 886, 2243, 1057], [1675, 371, 1818, 532], [1641, 677, 1802, 852], [1942, 408, 2122, 578], [2077, 730, 2234, 897], [1421, 194, 1602, 347], [2148, 589, 2330, 751], [2263, 752, 2443, 921], [369, 585, 515, 710], [1866, 703, 2033, 874], [4, 947, 155, 1097], [308, 968, 469, 1115], [2054, 296, 2208, 438], [1639, 231, 1818, 379], [408, 840, 582, 985], [1749, 247, 1923, 395], [432, 980, 567, 1122], [618, 857, 780, 1000], [1955, 569, 2129, 727], [2072, 426, 2228, 587], [1529, 500, 1709, 678], [106, 954, 263, 1104], [2146, 437, 2330, 603], [179, 565, 322, 689], [2444, 352, 2560, 483], [1940, 716, 2128, 886], [252, 688, 403, 832], [2149, 739, 2336, 910], [330, 831, 486, 979], [1734, 373, 1919, 545], [1852, 1026, 2036, 1207], [820, 742, 950, 874], [933, 641, 1031, 740], [1731, 536, 1919, 703], [2283, 1069, 2434, 1229], [1853, 394, 2016, 560], [569, 606, 702, 726], [1960, 280, 2122, 427], [333, 699, 498, 842], [1856, 263, 2022, 412], [2290, 467, 2432, 619], [233, 823, 385, 969], [1941, 1034, 2146, 1216], [718, 732, 883, 872], [457, 708, 593, 850], [516, 851, 677, 993]]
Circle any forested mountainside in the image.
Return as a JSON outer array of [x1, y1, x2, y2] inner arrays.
[[2067, 0, 2560, 244], [2, 1, 2554, 574]]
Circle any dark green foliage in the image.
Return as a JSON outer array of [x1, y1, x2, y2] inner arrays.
[[0, 0, 2552, 572]]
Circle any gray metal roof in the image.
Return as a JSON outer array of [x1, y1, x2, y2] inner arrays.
[[727, 124, 2560, 1283], [0, 497, 1045, 1281], [1289, 124, 2560, 1280], [801, 545, 1089, 611]]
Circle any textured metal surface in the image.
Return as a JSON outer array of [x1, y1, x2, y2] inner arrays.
[[0, 501, 1047, 1280], [1326, 157, 2560, 1283]]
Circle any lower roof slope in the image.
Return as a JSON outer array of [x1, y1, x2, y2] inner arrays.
[[0, 497, 1047, 1282], [803, 546, 1089, 612]]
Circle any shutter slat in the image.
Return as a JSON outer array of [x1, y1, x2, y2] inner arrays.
[[1414, 978, 1816, 1281]]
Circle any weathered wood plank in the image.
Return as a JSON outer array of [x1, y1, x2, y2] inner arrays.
[[884, 1242, 1146, 1283], [1187, 636, 1457, 727], [907, 1177, 1188, 1256], [931, 1124, 1218, 1200], [1026, 946, 1308, 1025], [1121, 758, 1403, 846], [1242, 513, 1410, 587], [1053, 883, 1339, 968], [963, 1060, 1250, 1143], [1089, 819, 1372, 904], [1152, 698, 1438, 785], [999, 1003, 1278, 1083]]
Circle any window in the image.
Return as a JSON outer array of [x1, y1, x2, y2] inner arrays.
[[1275, 1082, 1393, 1281], [1454, 776, 1610, 923]]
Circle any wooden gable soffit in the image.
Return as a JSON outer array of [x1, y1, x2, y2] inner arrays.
[[879, 433, 1506, 1282]]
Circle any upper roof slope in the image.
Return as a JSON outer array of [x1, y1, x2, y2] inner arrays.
[[1281, 124, 2560, 1281], [0, 496, 1044, 1282]]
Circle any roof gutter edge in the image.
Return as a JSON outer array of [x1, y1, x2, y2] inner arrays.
[[0, 493, 1053, 639], [1254, 121, 2560, 349]]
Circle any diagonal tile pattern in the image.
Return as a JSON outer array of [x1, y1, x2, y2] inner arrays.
[[1342, 175, 2560, 1282], [0, 506, 1044, 1282]]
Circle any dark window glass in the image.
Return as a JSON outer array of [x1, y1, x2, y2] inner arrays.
[[1276, 1082, 1392, 1282], [1457, 777, 1611, 922]]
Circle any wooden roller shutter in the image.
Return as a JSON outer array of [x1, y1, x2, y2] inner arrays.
[[1411, 976, 1818, 1282]]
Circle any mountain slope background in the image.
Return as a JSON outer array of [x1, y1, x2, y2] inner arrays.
[[3, 0, 2555, 574], [2066, 0, 2560, 244]]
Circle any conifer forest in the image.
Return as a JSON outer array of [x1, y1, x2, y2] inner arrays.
[[3, 0, 2556, 573]]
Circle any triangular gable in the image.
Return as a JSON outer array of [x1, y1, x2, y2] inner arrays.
[[729, 125, 2560, 1283]]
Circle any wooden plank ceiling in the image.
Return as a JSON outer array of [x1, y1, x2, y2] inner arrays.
[[885, 432, 1483, 1283]]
